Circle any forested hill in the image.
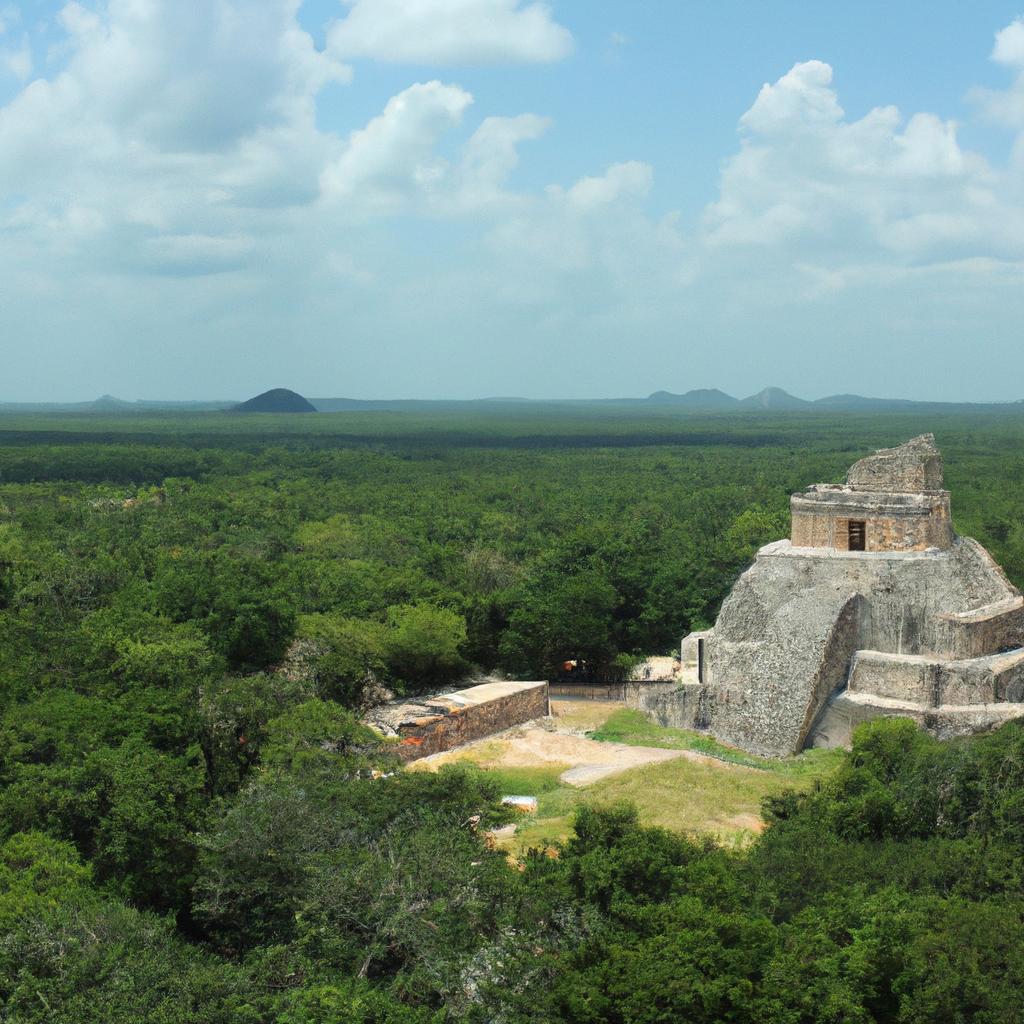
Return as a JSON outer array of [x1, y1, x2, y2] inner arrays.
[[3, 408, 1024, 1020], [231, 387, 317, 413]]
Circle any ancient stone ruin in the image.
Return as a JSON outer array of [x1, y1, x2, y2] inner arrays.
[[364, 679, 549, 761], [661, 435, 1024, 757]]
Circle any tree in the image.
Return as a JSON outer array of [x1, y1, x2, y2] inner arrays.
[[383, 604, 468, 692], [297, 613, 390, 708]]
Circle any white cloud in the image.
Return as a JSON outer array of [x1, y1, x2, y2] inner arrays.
[[0, 35, 30, 80], [971, 18, 1024, 134], [739, 60, 843, 135], [457, 113, 550, 203], [564, 161, 653, 209], [327, 0, 573, 65], [703, 59, 1014, 265], [320, 80, 472, 210], [993, 18, 1024, 67], [0, 0, 354, 276]]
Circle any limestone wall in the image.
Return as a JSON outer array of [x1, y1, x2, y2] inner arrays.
[[626, 680, 703, 730], [790, 491, 952, 552], [700, 537, 1021, 755], [934, 598, 1024, 658], [703, 583, 863, 757], [389, 682, 549, 761], [846, 435, 944, 493], [809, 690, 1024, 748], [849, 648, 1024, 706]]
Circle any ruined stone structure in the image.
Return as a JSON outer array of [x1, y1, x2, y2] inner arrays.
[[365, 679, 549, 761], [645, 435, 1024, 756]]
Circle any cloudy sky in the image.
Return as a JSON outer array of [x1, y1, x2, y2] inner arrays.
[[2, 1, 1024, 402]]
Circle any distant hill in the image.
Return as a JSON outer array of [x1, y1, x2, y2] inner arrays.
[[5, 388, 1024, 416], [0, 396, 236, 413], [231, 388, 317, 413], [647, 388, 739, 409], [812, 393, 920, 410], [739, 387, 810, 410], [92, 394, 134, 411]]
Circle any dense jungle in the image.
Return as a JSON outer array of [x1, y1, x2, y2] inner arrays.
[[3, 406, 1024, 1022]]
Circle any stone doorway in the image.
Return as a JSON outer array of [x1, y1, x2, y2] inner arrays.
[[848, 520, 866, 551]]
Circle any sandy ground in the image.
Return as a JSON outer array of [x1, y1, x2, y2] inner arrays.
[[413, 700, 720, 787], [417, 725, 689, 787]]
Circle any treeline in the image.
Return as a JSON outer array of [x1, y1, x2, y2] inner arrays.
[[3, 412, 1024, 1019], [0, 438, 827, 701], [5, 716, 1024, 1021]]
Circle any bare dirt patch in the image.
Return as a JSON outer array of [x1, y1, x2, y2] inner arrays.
[[720, 813, 767, 835], [414, 699, 746, 787], [414, 723, 696, 786], [548, 698, 625, 733]]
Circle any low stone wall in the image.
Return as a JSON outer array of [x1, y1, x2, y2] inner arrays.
[[392, 681, 549, 761], [625, 680, 702, 730], [810, 690, 1024, 748], [936, 596, 1024, 658], [549, 683, 629, 701], [848, 647, 1024, 707]]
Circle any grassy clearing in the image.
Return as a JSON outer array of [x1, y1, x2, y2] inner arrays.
[[502, 750, 840, 854], [474, 708, 844, 854], [548, 699, 625, 732], [590, 708, 844, 780], [409, 703, 844, 853]]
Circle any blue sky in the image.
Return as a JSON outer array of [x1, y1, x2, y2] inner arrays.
[[2, 1, 1024, 401]]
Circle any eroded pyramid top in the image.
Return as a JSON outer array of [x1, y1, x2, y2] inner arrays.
[[845, 433, 944, 493]]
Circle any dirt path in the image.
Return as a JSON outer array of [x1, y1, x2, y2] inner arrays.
[[414, 717, 721, 787]]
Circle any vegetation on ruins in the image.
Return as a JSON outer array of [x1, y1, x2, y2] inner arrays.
[[3, 406, 1024, 1020]]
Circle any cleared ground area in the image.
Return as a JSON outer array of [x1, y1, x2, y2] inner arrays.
[[417, 723, 691, 786], [411, 700, 843, 853]]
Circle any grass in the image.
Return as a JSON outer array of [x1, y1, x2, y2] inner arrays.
[[547, 699, 625, 732], [589, 708, 844, 780], [435, 704, 847, 856], [502, 750, 841, 855], [409, 702, 844, 854], [467, 764, 567, 797]]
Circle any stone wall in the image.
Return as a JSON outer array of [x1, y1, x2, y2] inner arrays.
[[846, 434, 944, 493], [392, 681, 549, 761], [935, 599, 1024, 658], [698, 537, 1021, 756], [847, 647, 1024, 707], [790, 490, 952, 552], [809, 689, 1024, 748], [703, 584, 862, 757], [625, 680, 702, 730]]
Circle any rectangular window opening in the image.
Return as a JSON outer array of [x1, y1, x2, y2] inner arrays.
[[848, 520, 867, 551]]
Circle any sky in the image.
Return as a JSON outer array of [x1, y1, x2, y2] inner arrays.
[[2, 2, 1024, 402]]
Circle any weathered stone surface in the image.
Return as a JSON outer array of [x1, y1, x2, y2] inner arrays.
[[627, 680, 703, 730], [654, 435, 1024, 757], [846, 433, 944, 493], [809, 691, 1024, 748], [701, 568, 863, 756], [790, 434, 953, 553], [791, 488, 953, 552], [364, 679, 549, 761]]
